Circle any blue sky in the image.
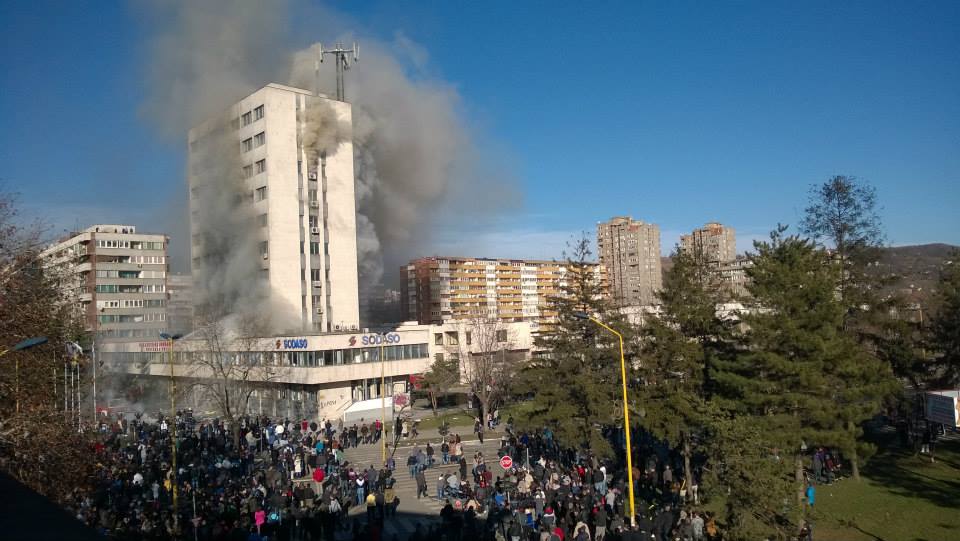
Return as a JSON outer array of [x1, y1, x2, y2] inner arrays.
[[2, 1, 958, 270]]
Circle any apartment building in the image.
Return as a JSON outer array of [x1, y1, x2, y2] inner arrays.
[[597, 216, 663, 306], [680, 222, 737, 264], [718, 257, 752, 299], [400, 256, 603, 333], [41, 225, 169, 341], [188, 83, 360, 332]]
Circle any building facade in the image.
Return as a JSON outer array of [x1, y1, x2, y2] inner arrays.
[[596, 216, 663, 306], [188, 83, 360, 332], [167, 273, 194, 334], [100, 320, 535, 421], [718, 257, 752, 299], [400, 257, 603, 334], [680, 222, 737, 264], [41, 225, 169, 341]]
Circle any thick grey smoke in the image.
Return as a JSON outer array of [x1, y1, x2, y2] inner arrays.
[[290, 39, 478, 293], [139, 0, 293, 139], [188, 116, 302, 331], [139, 0, 518, 328]]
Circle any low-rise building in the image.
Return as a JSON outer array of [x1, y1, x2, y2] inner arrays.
[[718, 257, 752, 299], [99, 320, 535, 422]]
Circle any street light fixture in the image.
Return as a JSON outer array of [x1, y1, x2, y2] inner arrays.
[[572, 311, 636, 528], [0, 336, 48, 357], [160, 332, 183, 529]]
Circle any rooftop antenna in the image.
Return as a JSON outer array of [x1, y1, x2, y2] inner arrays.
[[318, 42, 359, 101]]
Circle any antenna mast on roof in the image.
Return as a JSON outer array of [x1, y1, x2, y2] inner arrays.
[[317, 42, 359, 101]]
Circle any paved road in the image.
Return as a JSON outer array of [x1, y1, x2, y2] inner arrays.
[[338, 432, 506, 539]]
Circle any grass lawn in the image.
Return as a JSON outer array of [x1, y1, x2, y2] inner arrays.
[[812, 436, 960, 541], [411, 410, 476, 431]]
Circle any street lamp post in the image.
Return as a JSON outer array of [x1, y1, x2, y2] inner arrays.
[[573, 312, 636, 527], [160, 332, 183, 529], [381, 337, 387, 465]]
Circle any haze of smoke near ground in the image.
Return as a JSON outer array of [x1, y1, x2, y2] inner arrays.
[[139, 0, 518, 332]]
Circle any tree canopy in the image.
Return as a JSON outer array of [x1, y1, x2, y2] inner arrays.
[[517, 236, 634, 457]]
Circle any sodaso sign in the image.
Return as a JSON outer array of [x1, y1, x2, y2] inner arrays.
[[351, 333, 401, 346], [276, 338, 308, 349]]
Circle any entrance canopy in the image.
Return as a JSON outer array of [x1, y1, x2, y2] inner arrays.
[[342, 396, 393, 423]]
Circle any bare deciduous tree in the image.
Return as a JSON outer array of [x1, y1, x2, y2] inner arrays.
[[458, 318, 518, 429], [0, 187, 93, 503], [181, 313, 282, 447]]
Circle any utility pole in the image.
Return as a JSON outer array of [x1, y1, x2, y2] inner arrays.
[[318, 42, 359, 101]]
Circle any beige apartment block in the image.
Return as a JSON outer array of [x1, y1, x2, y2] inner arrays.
[[680, 222, 737, 264], [188, 83, 359, 332], [597, 216, 663, 306], [41, 225, 169, 341], [400, 256, 603, 334]]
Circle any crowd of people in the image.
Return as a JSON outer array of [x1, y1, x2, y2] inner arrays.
[[59, 408, 834, 540], [411, 420, 719, 541], [67, 411, 418, 540]]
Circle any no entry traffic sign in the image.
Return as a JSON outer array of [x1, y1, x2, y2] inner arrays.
[[499, 455, 513, 469]]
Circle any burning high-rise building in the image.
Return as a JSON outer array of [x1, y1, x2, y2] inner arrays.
[[188, 83, 360, 332]]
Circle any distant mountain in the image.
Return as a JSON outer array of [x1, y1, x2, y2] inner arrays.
[[871, 243, 958, 307]]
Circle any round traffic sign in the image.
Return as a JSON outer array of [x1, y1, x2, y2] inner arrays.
[[499, 455, 513, 469]]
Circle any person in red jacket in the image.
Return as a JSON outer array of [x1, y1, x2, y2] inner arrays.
[[312, 465, 324, 493]]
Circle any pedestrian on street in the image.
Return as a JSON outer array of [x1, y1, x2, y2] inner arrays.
[[415, 467, 428, 500], [407, 451, 418, 478], [365, 490, 376, 523]]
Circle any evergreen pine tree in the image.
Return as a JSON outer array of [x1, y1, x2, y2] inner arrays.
[[711, 227, 891, 512], [638, 246, 732, 493], [931, 252, 960, 385], [800, 175, 884, 324], [701, 409, 795, 541], [516, 236, 631, 457], [800, 176, 899, 478]]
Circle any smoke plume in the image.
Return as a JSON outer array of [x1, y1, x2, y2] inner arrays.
[[139, 0, 518, 329]]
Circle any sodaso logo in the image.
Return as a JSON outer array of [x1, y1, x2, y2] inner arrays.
[[278, 338, 308, 349], [360, 333, 401, 346]]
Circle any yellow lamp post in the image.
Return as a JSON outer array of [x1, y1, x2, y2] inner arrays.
[[160, 332, 182, 528], [573, 312, 636, 527]]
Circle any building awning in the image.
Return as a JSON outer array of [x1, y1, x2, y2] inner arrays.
[[342, 396, 393, 423]]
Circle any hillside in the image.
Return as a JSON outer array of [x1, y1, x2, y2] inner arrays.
[[871, 243, 957, 308], [658, 244, 957, 308]]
